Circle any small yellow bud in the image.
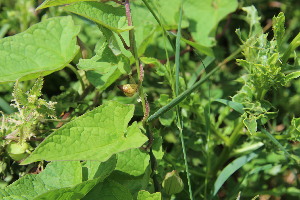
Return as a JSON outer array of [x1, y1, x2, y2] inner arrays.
[[118, 84, 138, 97]]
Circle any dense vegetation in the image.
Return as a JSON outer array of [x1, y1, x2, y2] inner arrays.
[[0, 0, 299, 199]]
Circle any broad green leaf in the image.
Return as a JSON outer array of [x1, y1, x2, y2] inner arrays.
[[22, 101, 148, 165], [0, 16, 80, 83], [64, 2, 133, 33], [33, 178, 99, 200], [36, 0, 97, 10], [82, 180, 133, 200], [214, 99, 245, 114], [137, 190, 161, 200], [1, 161, 82, 199], [109, 168, 151, 198], [86, 70, 122, 91], [78, 37, 129, 91], [185, 0, 238, 46], [82, 155, 117, 181], [34, 158, 117, 200], [116, 149, 150, 176], [212, 151, 259, 196]]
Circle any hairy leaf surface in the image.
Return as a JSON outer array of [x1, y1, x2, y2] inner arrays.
[[22, 101, 148, 164]]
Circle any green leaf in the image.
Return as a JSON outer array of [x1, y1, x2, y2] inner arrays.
[[243, 118, 257, 135], [78, 37, 129, 91], [272, 12, 285, 51], [0, 16, 80, 83], [82, 155, 117, 181], [137, 190, 161, 200], [152, 135, 164, 160], [285, 71, 300, 83], [109, 168, 151, 198], [168, 31, 214, 57], [0, 97, 14, 114], [116, 149, 150, 176], [184, 0, 238, 46], [1, 161, 82, 199], [214, 99, 245, 114], [21, 101, 148, 165], [212, 151, 259, 196], [33, 178, 99, 200], [82, 180, 133, 200], [282, 32, 300, 64], [64, 2, 133, 34], [36, 0, 97, 10], [241, 6, 262, 36]]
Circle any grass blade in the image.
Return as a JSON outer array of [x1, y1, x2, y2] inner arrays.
[[187, 56, 215, 88], [147, 66, 220, 122], [174, 3, 193, 200], [259, 126, 291, 158], [212, 151, 260, 196]]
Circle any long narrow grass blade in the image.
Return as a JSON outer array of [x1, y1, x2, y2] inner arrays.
[[187, 56, 215, 88], [174, 4, 193, 200], [212, 151, 260, 196], [147, 66, 220, 122], [259, 126, 291, 158]]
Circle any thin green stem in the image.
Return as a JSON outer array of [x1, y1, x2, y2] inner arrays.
[[66, 64, 85, 91]]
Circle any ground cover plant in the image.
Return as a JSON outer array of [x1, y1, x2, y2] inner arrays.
[[0, 0, 299, 199]]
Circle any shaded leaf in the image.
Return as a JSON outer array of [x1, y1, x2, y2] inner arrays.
[[116, 149, 150, 176], [82, 180, 133, 200]]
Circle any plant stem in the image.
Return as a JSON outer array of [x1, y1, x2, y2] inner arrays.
[[66, 64, 86, 91], [124, 0, 148, 122]]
